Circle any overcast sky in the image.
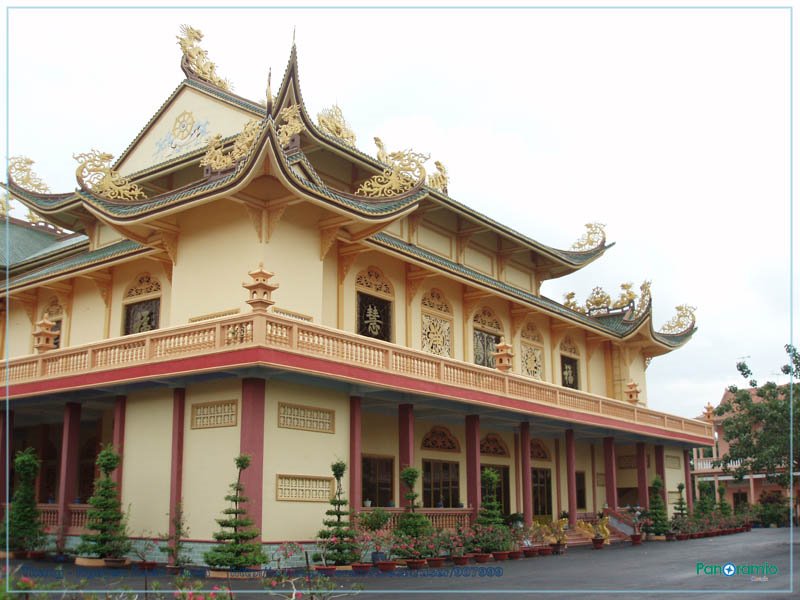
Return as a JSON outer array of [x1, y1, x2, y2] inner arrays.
[[2, 1, 796, 420]]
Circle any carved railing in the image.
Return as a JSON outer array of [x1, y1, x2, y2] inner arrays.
[[693, 457, 743, 472], [1, 311, 713, 440], [0, 504, 89, 535], [355, 507, 473, 531]]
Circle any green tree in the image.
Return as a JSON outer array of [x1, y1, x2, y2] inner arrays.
[[694, 481, 716, 517], [475, 468, 505, 527], [0, 448, 46, 552], [204, 454, 267, 569], [395, 467, 432, 537], [647, 476, 669, 535], [715, 344, 799, 488], [673, 482, 689, 518], [314, 460, 359, 565], [77, 445, 131, 558], [717, 486, 732, 517]]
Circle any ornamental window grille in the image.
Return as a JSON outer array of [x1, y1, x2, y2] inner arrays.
[[421, 426, 460, 452], [123, 273, 161, 335], [357, 292, 391, 342], [480, 464, 510, 515], [421, 288, 453, 358], [521, 343, 544, 380], [473, 306, 502, 368], [480, 433, 509, 457], [559, 335, 580, 356], [530, 439, 551, 461], [422, 459, 460, 508], [561, 355, 579, 390], [355, 266, 393, 298], [125, 273, 162, 298]]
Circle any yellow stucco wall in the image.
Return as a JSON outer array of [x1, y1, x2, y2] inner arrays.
[[628, 350, 649, 405], [67, 279, 106, 347], [262, 380, 350, 541], [6, 300, 33, 357], [122, 388, 172, 535], [182, 379, 242, 540]]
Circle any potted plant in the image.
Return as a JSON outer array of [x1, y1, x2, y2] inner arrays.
[[548, 520, 568, 555], [426, 530, 448, 567], [204, 454, 267, 573], [313, 461, 359, 569], [271, 541, 304, 575], [627, 506, 644, 545], [160, 500, 191, 573], [475, 468, 512, 560], [508, 525, 525, 559], [591, 516, 610, 550], [357, 507, 391, 563], [446, 529, 472, 565], [647, 477, 670, 540], [132, 534, 158, 570], [351, 534, 374, 575], [0, 449, 46, 559], [76, 446, 132, 567]]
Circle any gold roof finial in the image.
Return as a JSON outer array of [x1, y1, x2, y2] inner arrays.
[[0, 193, 10, 217], [356, 148, 429, 198], [703, 402, 715, 420], [8, 156, 50, 194], [277, 104, 306, 147], [292, 26, 296, 46], [266, 68, 273, 107], [427, 160, 449, 194], [73, 149, 147, 201], [659, 304, 697, 335], [177, 25, 231, 91], [317, 105, 356, 147], [571, 222, 606, 252]]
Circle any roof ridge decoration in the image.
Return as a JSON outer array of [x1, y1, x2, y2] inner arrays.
[[659, 304, 697, 335], [0, 193, 9, 217], [317, 105, 356, 148], [200, 120, 261, 172], [74, 150, 147, 201], [177, 25, 231, 91], [426, 160, 449, 194], [633, 281, 651, 319], [357, 142, 430, 198], [277, 104, 306, 147], [570, 222, 606, 252], [8, 157, 50, 194], [563, 280, 651, 318]]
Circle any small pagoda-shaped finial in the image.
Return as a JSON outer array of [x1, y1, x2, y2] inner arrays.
[[703, 402, 715, 421], [492, 336, 514, 373], [623, 380, 641, 405], [33, 317, 57, 353], [243, 262, 279, 311]]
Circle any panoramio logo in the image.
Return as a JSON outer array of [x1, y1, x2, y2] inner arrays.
[[696, 562, 779, 577]]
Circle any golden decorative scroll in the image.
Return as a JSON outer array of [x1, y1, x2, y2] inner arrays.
[[563, 291, 583, 313], [200, 120, 260, 172], [73, 150, 147, 201], [612, 282, 637, 309], [277, 104, 305, 147], [585, 286, 612, 313], [633, 280, 652, 319], [373, 137, 389, 164], [8, 156, 50, 193], [427, 160, 449, 193], [0, 194, 9, 217], [176, 25, 230, 90], [571, 222, 606, 251], [659, 304, 697, 334], [317, 105, 356, 147], [356, 149, 429, 198]]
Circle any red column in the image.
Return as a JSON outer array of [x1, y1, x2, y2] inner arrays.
[[240, 378, 266, 537], [603, 437, 618, 510], [590, 444, 597, 514], [520, 422, 533, 527], [398, 404, 414, 507], [1, 410, 13, 506], [636, 442, 649, 509], [655, 445, 667, 504], [57, 403, 81, 543], [565, 429, 577, 526], [683, 449, 694, 515], [349, 397, 362, 511], [168, 388, 186, 559], [465, 415, 481, 520], [112, 396, 126, 494], [555, 439, 562, 515]]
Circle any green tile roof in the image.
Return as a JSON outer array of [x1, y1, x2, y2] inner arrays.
[[0, 220, 64, 268]]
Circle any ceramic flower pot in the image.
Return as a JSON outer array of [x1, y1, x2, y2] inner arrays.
[[508, 550, 524, 560], [591, 538, 605, 550], [427, 557, 445, 567], [522, 548, 538, 558], [351, 563, 372, 575], [630, 534, 643, 546], [491, 551, 510, 561], [473, 553, 492, 563], [405, 558, 427, 570], [314, 565, 337, 577], [451, 555, 470, 565], [376, 561, 397, 572]]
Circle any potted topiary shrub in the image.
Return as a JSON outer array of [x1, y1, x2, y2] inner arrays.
[[475, 468, 512, 560], [357, 507, 391, 563], [313, 460, 359, 571], [0, 448, 46, 559], [204, 454, 267, 574], [160, 500, 191, 574], [76, 446, 132, 567]]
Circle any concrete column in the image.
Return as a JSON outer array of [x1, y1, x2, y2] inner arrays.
[[520, 422, 533, 527], [655, 444, 667, 505], [748, 475, 756, 504], [168, 388, 186, 562], [683, 449, 694, 514], [603, 437, 618, 510], [466, 415, 481, 520], [398, 404, 414, 507], [56, 403, 81, 544], [112, 396, 126, 494], [636, 442, 649, 509], [240, 378, 266, 538], [565, 429, 577, 526], [349, 396, 362, 511]]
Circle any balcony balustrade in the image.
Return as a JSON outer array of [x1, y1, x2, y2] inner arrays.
[[2, 311, 713, 440], [693, 457, 743, 472]]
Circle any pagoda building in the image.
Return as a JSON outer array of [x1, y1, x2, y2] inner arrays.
[[2, 27, 711, 557]]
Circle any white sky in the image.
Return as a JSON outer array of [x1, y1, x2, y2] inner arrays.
[[2, 1, 796, 420]]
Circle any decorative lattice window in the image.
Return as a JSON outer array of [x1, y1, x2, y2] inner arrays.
[[191, 400, 238, 429], [421, 288, 453, 358], [530, 439, 551, 460], [520, 321, 542, 343], [278, 402, 335, 433], [355, 266, 393, 298], [123, 273, 161, 335], [421, 288, 452, 314], [473, 306, 503, 368], [276, 474, 334, 502], [559, 335, 580, 356], [521, 344, 544, 380], [473, 306, 502, 332], [665, 455, 681, 469], [480, 433, 509, 457], [421, 426, 460, 452], [357, 292, 391, 342], [125, 273, 162, 298], [561, 355, 579, 390]]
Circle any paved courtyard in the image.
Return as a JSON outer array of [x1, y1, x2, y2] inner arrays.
[[7, 528, 798, 599]]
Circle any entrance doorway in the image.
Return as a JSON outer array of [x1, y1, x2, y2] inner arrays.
[[532, 467, 552, 519]]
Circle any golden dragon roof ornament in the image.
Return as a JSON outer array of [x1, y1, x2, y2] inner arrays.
[[633, 281, 651, 319], [177, 25, 231, 91], [374, 137, 389, 164], [8, 156, 50, 194], [585, 286, 612, 314], [356, 148, 430, 198], [73, 150, 147, 201], [0, 193, 10, 217], [571, 222, 606, 251], [317, 105, 356, 147], [659, 304, 697, 335], [200, 120, 261, 172], [612, 282, 637, 309], [277, 104, 305, 147], [565, 280, 649, 316], [563, 291, 583, 313], [427, 160, 449, 194]]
